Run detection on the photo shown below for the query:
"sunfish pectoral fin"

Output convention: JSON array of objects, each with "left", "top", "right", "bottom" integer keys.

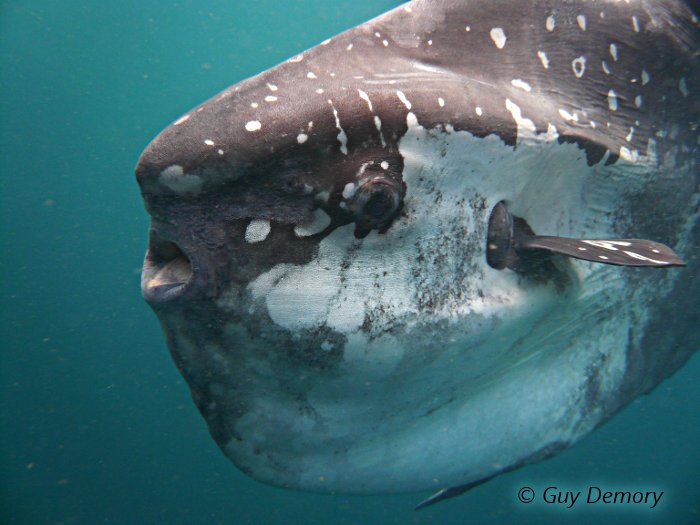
[
  {"left": 486, "top": 202, "right": 686, "bottom": 270},
  {"left": 517, "top": 236, "right": 686, "bottom": 267}
]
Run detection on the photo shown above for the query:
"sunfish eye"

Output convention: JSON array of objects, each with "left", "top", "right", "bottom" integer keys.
[{"left": 351, "top": 176, "right": 403, "bottom": 230}]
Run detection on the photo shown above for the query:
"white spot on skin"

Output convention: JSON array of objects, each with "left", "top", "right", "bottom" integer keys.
[
  {"left": 358, "top": 90, "right": 373, "bottom": 112},
  {"left": 288, "top": 54, "right": 304, "bottom": 63},
  {"left": 204, "top": 139, "right": 214, "bottom": 146},
  {"left": 619, "top": 146, "right": 639, "bottom": 162},
  {"left": 511, "top": 79, "right": 532, "bottom": 92},
  {"left": 374, "top": 116, "right": 386, "bottom": 148},
  {"left": 609, "top": 43, "right": 618, "bottom": 61},
  {"left": 641, "top": 70, "right": 650, "bottom": 85},
  {"left": 159, "top": 165, "right": 202, "bottom": 195},
  {"left": 321, "top": 38, "right": 331, "bottom": 46},
  {"left": 428, "top": 40, "right": 433, "bottom": 46},
  {"left": 342, "top": 183, "right": 356, "bottom": 199},
  {"left": 572, "top": 56, "right": 586, "bottom": 78},
  {"left": 267, "top": 83, "right": 278, "bottom": 91},
  {"left": 383, "top": 40, "right": 389, "bottom": 47},
  {"left": 173, "top": 114, "right": 190, "bottom": 126},
  {"left": 380, "top": 161, "right": 389, "bottom": 170},
  {"left": 558, "top": 108, "right": 579, "bottom": 122},
  {"left": 505, "top": 99, "right": 536, "bottom": 134},
  {"left": 328, "top": 100, "right": 348, "bottom": 155},
  {"left": 297, "top": 133, "right": 308, "bottom": 144},
  {"left": 406, "top": 112, "right": 419, "bottom": 128},
  {"left": 396, "top": 91, "right": 412, "bottom": 110},
  {"left": 245, "top": 219, "right": 271, "bottom": 244},
  {"left": 546, "top": 15, "right": 555, "bottom": 31},
  {"left": 316, "top": 88, "right": 324, "bottom": 94},
  {"left": 635, "top": 95, "right": 642, "bottom": 108},
  {"left": 679, "top": 77, "right": 689, "bottom": 97},
  {"left": 347, "top": 43, "right": 353, "bottom": 51},
  {"left": 217, "top": 149, "right": 224, "bottom": 155},
  {"left": 250, "top": 102, "right": 259, "bottom": 108},
  {"left": 490, "top": 28, "right": 506, "bottom": 49},
  {"left": 475, "top": 107, "right": 483, "bottom": 116},
  {"left": 632, "top": 16, "right": 640, "bottom": 32},
  {"left": 245, "top": 120, "right": 262, "bottom": 132},
  {"left": 577, "top": 14, "right": 587, "bottom": 31},
  {"left": 465, "top": 26, "right": 471, "bottom": 32},
  {"left": 307, "top": 72, "right": 317, "bottom": 79},
  {"left": 438, "top": 97, "right": 445, "bottom": 107},
  {"left": 626, "top": 127, "right": 634, "bottom": 142},
  {"left": 294, "top": 209, "right": 332, "bottom": 237},
  {"left": 602, "top": 61, "right": 611, "bottom": 75},
  {"left": 265, "top": 95, "right": 278, "bottom": 102},
  {"left": 537, "top": 51, "right": 549, "bottom": 69},
  {"left": 607, "top": 90, "right": 618, "bottom": 111}
]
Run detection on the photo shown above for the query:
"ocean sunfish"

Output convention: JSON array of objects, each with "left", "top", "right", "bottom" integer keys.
[{"left": 135, "top": 0, "right": 699, "bottom": 508}]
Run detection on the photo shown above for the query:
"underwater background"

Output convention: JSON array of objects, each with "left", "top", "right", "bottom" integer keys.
[{"left": 1, "top": 1, "right": 698, "bottom": 523}]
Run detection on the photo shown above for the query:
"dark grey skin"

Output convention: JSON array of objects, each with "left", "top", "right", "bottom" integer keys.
[{"left": 136, "top": 0, "right": 699, "bottom": 508}]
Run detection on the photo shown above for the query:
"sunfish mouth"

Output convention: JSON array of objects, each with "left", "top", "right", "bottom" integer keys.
[
  {"left": 135, "top": 0, "right": 699, "bottom": 508},
  {"left": 142, "top": 235, "right": 194, "bottom": 302}
]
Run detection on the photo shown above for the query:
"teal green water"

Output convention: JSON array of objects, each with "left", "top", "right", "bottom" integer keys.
[{"left": 1, "top": 2, "right": 698, "bottom": 524}]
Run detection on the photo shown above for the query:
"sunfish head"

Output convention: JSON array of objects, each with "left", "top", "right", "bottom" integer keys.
[{"left": 136, "top": 0, "right": 699, "bottom": 500}]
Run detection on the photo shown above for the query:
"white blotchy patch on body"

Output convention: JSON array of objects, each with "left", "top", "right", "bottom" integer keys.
[
  {"left": 358, "top": 89, "right": 373, "bottom": 112},
  {"left": 505, "top": 98, "right": 536, "bottom": 138},
  {"left": 236, "top": 116, "right": 667, "bottom": 493},
  {"left": 609, "top": 43, "right": 618, "bottom": 61},
  {"left": 577, "top": 14, "right": 587, "bottom": 31},
  {"left": 546, "top": 15, "right": 555, "bottom": 31},
  {"left": 572, "top": 56, "right": 586, "bottom": 78},
  {"left": 245, "top": 120, "right": 262, "bottom": 132},
  {"left": 490, "top": 27, "right": 507, "bottom": 49},
  {"left": 328, "top": 100, "right": 348, "bottom": 155},
  {"left": 245, "top": 219, "right": 271, "bottom": 243},
  {"left": 396, "top": 90, "right": 412, "bottom": 110},
  {"left": 294, "top": 208, "right": 331, "bottom": 238},
  {"left": 511, "top": 79, "right": 532, "bottom": 92},
  {"left": 159, "top": 165, "right": 202, "bottom": 194}
]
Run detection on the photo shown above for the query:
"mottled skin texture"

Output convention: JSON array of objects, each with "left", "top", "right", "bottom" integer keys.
[{"left": 136, "top": 0, "right": 699, "bottom": 501}]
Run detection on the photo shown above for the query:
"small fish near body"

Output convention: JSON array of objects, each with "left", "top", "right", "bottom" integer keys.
[{"left": 135, "top": 0, "right": 699, "bottom": 510}]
